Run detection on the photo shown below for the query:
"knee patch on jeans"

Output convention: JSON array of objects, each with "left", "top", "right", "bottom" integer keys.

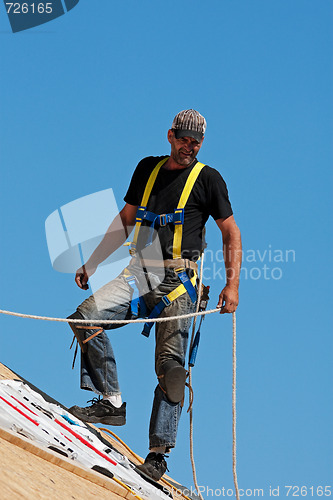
[{"left": 158, "top": 359, "right": 187, "bottom": 404}]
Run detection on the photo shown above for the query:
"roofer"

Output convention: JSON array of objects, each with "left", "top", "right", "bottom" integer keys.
[{"left": 67, "top": 109, "right": 242, "bottom": 481}]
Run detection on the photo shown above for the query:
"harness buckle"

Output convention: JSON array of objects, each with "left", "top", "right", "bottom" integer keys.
[
  {"left": 159, "top": 214, "right": 167, "bottom": 226},
  {"left": 136, "top": 206, "right": 146, "bottom": 223},
  {"left": 162, "top": 296, "right": 171, "bottom": 307},
  {"left": 174, "top": 208, "right": 184, "bottom": 225},
  {"left": 125, "top": 275, "right": 135, "bottom": 285}
]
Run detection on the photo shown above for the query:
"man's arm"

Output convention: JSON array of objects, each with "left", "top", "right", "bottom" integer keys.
[
  {"left": 215, "top": 215, "right": 242, "bottom": 314},
  {"left": 75, "top": 203, "right": 137, "bottom": 289}
]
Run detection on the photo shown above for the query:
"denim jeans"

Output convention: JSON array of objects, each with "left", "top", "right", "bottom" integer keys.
[{"left": 71, "top": 261, "right": 196, "bottom": 449}]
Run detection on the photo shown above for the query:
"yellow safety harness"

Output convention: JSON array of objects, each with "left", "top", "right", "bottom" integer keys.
[{"left": 126, "top": 157, "right": 206, "bottom": 337}]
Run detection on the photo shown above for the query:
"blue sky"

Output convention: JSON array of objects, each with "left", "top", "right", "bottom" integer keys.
[{"left": 0, "top": 0, "right": 332, "bottom": 496}]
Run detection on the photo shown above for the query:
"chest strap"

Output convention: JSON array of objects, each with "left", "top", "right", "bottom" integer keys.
[{"left": 134, "top": 207, "right": 185, "bottom": 247}]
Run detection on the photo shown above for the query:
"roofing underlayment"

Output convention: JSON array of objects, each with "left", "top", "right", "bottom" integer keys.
[{"left": 0, "top": 362, "right": 199, "bottom": 500}]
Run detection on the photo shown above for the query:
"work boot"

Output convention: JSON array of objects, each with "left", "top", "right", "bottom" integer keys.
[
  {"left": 136, "top": 452, "right": 168, "bottom": 481},
  {"left": 68, "top": 397, "right": 126, "bottom": 426}
]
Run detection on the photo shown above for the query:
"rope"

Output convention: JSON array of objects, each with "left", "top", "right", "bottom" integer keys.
[
  {"left": 187, "top": 254, "right": 205, "bottom": 500},
  {"left": 232, "top": 311, "right": 240, "bottom": 500},
  {"left": 0, "top": 307, "right": 220, "bottom": 324},
  {"left": 111, "top": 476, "right": 144, "bottom": 500}
]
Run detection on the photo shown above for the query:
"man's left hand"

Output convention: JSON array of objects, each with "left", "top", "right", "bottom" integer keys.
[{"left": 217, "top": 284, "right": 239, "bottom": 314}]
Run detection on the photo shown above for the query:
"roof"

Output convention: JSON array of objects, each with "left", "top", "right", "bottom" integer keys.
[{"left": 0, "top": 362, "right": 196, "bottom": 500}]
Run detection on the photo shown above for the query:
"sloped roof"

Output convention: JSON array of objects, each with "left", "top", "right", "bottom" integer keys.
[
  {"left": 0, "top": 362, "right": 194, "bottom": 500},
  {"left": 0, "top": 430, "right": 126, "bottom": 499}
]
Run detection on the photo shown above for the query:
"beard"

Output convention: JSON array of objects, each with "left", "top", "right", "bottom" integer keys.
[{"left": 171, "top": 148, "right": 196, "bottom": 167}]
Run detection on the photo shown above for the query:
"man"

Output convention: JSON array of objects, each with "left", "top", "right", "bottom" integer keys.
[{"left": 68, "top": 109, "right": 242, "bottom": 481}]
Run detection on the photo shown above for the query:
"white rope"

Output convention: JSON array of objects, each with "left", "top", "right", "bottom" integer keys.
[
  {"left": 188, "top": 253, "right": 205, "bottom": 500},
  {"left": 0, "top": 307, "right": 220, "bottom": 324},
  {"left": 232, "top": 311, "right": 240, "bottom": 500},
  {"left": 186, "top": 263, "right": 240, "bottom": 500}
]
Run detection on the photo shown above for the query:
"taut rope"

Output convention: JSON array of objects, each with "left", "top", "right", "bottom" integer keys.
[
  {"left": 232, "top": 311, "right": 240, "bottom": 500},
  {"left": 188, "top": 253, "right": 205, "bottom": 500},
  {"left": 0, "top": 307, "right": 220, "bottom": 324}
]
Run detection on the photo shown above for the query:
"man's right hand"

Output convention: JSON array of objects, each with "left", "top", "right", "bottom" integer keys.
[{"left": 75, "top": 264, "right": 95, "bottom": 290}]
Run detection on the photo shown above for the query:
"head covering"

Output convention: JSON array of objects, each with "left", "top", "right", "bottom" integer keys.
[{"left": 171, "top": 109, "right": 206, "bottom": 142}]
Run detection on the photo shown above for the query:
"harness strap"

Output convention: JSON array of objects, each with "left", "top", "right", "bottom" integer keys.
[
  {"left": 136, "top": 209, "right": 184, "bottom": 247},
  {"left": 125, "top": 276, "right": 140, "bottom": 316},
  {"left": 176, "top": 268, "right": 197, "bottom": 303},
  {"left": 138, "top": 210, "right": 184, "bottom": 226},
  {"left": 141, "top": 272, "right": 197, "bottom": 337},
  {"left": 130, "top": 158, "right": 205, "bottom": 259},
  {"left": 130, "top": 157, "right": 168, "bottom": 255},
  {"left": 172, "top": 162, "right": 205, "bottom": 259},
  {"left": 123, "top": 270, "right": 147, "bottom": 318}
]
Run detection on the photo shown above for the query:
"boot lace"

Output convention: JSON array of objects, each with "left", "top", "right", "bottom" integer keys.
[{"left": 86, "top": 396, "right": 102, "bottom": 406}]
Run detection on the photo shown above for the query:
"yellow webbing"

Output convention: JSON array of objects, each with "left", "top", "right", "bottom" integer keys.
[
  {"left": 164, "top": 272, "right": 197, "bottom": 304},
  {"left": 130, "top": 157, "right": 169, "bottom": 254},
  {"left": 172, "top": 162, "right": 205, "bottom": 259}
]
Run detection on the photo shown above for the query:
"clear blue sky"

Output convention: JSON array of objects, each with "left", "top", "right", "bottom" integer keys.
[{"left": 1, "top": 1, "right": 332, "bottom": 497}]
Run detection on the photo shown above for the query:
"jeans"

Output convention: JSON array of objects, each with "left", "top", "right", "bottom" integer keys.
[{"left": 71, "top": 261, "right": 196, "bottom": 449}]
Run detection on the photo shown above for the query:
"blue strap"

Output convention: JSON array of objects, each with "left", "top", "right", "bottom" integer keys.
[
  {"left": 126, "top": 276, "right": 147, "bottom": 318},
  {"left": 139, "top": 296, "right": 147, "bottom": 318},
  {"left": 189, "top": 331, "right": 200, "bottom": 367},
  {"left": 126, "top": 276, "right": 139, "bottom": 316},
  {"left": 142, "top": 296, "right": 171, "bottom": 337},
  {"left": 135, "top": 207, "right": 185, "bottom": 247},
  {"left": 176, "top": 270, "right": 197, "bottom": 303},
  {"left": 189, "top": 322, "right": 202, "bottom": 367},
  {"left": 141, "top": 269, "right": 197, "bottom": 338},
  {"left": 136, "top": 208, "right": 184, "bottom": 226},
  {"left": 135, "top": 206, "right": 147, "bottom": 222}
]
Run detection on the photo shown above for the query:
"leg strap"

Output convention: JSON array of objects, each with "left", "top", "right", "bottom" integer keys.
[
  {"left": 141, "top": 271, "right": 197, "bottom": 337},
  {"left": 175, "top": 268, "right": 197, "bottom": 302},
  {"left": 124, "top": 272, "right": 147, "bottom": 318}
]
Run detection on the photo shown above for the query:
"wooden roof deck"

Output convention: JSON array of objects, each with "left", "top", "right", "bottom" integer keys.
[{"left": 0, "top": 362, "right": 185, "bottom": 500}]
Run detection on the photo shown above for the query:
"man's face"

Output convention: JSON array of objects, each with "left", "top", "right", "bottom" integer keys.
[{"left": 167, "top": 129, "right": 204, "bottom": 167}]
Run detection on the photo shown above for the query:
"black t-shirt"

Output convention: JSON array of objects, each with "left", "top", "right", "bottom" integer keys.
[{"left": 124, "top": 156, "right": 233, "bottom": 261}]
